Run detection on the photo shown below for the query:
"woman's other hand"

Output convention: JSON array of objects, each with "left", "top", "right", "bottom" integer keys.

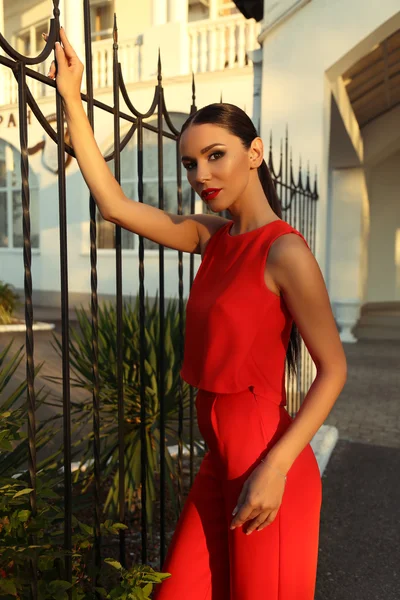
[
  {"left": 230, "top": 460, "right": 287, "bottom": 534},
  {"left": 42, "top": 27, "right": 84, "bottom": 103}
]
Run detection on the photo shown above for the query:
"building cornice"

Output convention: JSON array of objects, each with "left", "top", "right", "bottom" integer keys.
[{"left": 257, "top": 0, "right": 312, "bottom": 45}]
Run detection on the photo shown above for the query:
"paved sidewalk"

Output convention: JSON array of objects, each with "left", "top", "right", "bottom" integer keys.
[{"left": 324, "top": 339, "right": 400, "bottom": 448}]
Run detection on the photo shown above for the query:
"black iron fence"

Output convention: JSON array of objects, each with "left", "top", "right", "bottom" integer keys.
[{"left": 0, "top": 0, "right": 318, "bottom": 595}]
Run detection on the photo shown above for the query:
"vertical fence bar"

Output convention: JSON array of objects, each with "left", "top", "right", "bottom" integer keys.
[
  {"left": 173, "top": 134, "right": 184, "bottom": 566},
  {"left": 82, "top": 0, "right": 102, "bottom": 584},
  {"left": 17, "top": 58, "right": 38, "bottom": 600},
  {"left": 188, "top": 74, "right": 197, "bottom": 486},
  {"left": 137, "top": 115, "right": 148, "bottom": 564},
  {"left": 112, "top": 13, "right": 127, "bottom": 568},
  {"left": 52, "top": 0, "right": 73, "bottom": 587},
  {"left": 157, "top": 54, "right": 168, "bottom": 564}
]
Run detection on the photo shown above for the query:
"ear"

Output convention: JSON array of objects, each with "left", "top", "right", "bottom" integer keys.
[{"left": 249, "top": 137, "right": 264, "bottom": 169}]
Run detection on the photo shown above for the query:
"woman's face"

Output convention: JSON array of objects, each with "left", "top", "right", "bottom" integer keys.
[{"left": 179, "top": 123, "right": 254, "bottom": 211}]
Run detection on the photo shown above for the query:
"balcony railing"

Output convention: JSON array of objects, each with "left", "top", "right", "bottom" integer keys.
[
  {"left": 188, "top": 14, "right": 261, "bottom": 72},
  {"left": 0, "top": 15, "right": 260, "bottom": 105}
]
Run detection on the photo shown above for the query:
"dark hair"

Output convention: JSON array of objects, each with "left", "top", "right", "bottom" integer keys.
[{"left": 179, "top": 102, "right": 300, "bottom": 380}]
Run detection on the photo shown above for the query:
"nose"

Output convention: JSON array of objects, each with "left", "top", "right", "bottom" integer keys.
[{"left": 194, "top": 165, "right": 211, "bottom": 185}]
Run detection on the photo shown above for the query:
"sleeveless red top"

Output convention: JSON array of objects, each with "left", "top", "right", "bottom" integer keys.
[{"left": 180, "top": 219, "right": 310, "bottom": 406}]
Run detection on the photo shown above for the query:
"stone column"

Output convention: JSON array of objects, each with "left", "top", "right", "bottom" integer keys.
[
  {"left": 248, "top": 48, "right": 262, "bottom": 134},
  {"left": 169, "top": 0, "right": 188, "bottom": 23},
  {"left": 152, "top": 0, "right": 168, "bottom": 26},
  {"left": 144, "top": 0, "right": 189, "bottom": 77},
  {"left": 209, "top": 0, "right": 219, "bottom": 20},
  {"left": 58, "top": 0, "right": 84, "bottom": 60},
  {"left": 329, "top": 167, "right": 368, "bottom": 342},
  {"left": 0, "top": 0, "right": 5, "bottom": 105},
  {"left": 0, "top": 0, "right": 3, "bottom": 49}
]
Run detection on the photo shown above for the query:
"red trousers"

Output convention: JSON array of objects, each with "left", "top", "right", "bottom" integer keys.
[{"left": 154, "top": 386, "right": 322, "bottom": 599}]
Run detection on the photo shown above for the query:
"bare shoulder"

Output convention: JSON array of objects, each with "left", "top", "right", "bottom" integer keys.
[
  {"left": 268, "top": 231, "right": 310, "bottom": 259},
  {"left": 266, "top": 232, "right": 313, "bottom": 296},
  {"left": 190, "top": 214, "right": 231, "bottom": 258}
]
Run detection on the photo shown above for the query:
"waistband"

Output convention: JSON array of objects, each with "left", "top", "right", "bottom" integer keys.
[{"left": 196, "top": 385, "right": 286, "bottom": 406}]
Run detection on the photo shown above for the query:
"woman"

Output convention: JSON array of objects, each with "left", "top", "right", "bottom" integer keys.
[{"left": 45, "top": 28, "right": 347, "bottom": 599}]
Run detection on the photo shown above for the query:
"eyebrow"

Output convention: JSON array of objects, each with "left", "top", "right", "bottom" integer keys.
[{"left": 181, "top": 143, "right": 226, "bottom": 162}]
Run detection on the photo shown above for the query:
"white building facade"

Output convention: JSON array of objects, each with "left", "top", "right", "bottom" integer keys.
[{"left": 0, "top": 0, "right": 262, "bottom": 309}]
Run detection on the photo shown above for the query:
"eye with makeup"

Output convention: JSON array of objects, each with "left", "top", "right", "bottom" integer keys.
[{"left": 183, "top": 151, "right": 225, "bottom": 171}]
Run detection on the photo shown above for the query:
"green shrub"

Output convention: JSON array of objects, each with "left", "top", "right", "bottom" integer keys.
[
  {"left": 0, "top": 341, "right": 171, "bottom": 599},
  {"left": 0, "top": 282, "right": 20, "bottom": 325}
]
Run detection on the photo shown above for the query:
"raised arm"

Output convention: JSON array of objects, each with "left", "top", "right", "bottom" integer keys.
[{"left": 44, "top": 28, "right": 226, "bottom": 254}]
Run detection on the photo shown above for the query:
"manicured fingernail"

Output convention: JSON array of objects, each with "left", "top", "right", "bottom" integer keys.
[
  {"left": 246, "top": 531, "right": 252, "bottom": 535},
  {"left": 232, "top": 506, "right": 238, "bottom": 516}
]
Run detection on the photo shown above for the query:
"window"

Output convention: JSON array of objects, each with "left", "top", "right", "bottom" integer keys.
[
  {"left": 91, "top": 0, "right": 114, "bottom": 41},
  {"left": 218, "top": 0, "right": 240, "bottom": 17},
  {"left": 97, "top": 113, "right": 198, "bottom": 251},
  {"left": 16, "top": 21, "right": 49, "bottom": 57},
  {"left": 16, "top": 31, "right": 31, "bottom": 55},
  {"left": 0, "top": 140, "right": 39, "bottom": 249},
  {"left": 15, "top": 21, "right": 52, "bottom": 96},
  {"left": 189, "top": 0, "right": 240, "bottom": 21}
]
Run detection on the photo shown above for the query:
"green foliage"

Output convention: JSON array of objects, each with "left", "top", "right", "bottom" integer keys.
[
  {"left": 0, "top": 340, "right": 62, "bottom": 480},
  {"left": 0, "top": 281, "right": 20, "bottom": 325},
  {"left": 104, "top": 560, "right": 171, "bottom": 599},
  {"left": 44, "top": 293, "right": 194, "bottom": 531},
  {"left": 0, "top": 343, "right": 171, "bottom": 598},
  {"left": 0, "top": 479, "right": 170, "bottom": 599}
]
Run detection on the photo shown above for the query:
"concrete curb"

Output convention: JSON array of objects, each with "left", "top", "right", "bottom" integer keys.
[
  {"left": 310, "top": 424, "right": 339, "bottom": 476},
  {"left": 0, "top": 321, "right": 56, "bottom": 332}
]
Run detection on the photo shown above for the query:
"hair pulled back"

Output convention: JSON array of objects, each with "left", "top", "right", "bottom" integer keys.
[{"left": 179, "top": 102, "right": 300, "bottom": 380}]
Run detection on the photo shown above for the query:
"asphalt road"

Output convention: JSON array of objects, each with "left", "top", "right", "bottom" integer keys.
[{"left": 315, "top": 439, "right": 400, "bottom": 600}]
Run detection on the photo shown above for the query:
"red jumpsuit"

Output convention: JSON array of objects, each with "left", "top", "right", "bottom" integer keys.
[{"left": 154, "top": 219, "right": 322, "bottom": 600}]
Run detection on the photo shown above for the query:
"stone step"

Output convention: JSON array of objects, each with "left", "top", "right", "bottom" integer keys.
[
  {"left": 357, "top": 314, "right": 400, "bottom": 327},
  {"left": 353, "top": 323, "right": 400, "bottom": 340}
]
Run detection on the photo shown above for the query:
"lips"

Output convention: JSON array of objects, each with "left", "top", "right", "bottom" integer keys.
[{"left": 201, "top": 188, "right": 222, "bottom": 201}]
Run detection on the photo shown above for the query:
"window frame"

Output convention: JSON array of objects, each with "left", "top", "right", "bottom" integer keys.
[{"left": 0, "top": 140, "right": 40, "bottom": 252}]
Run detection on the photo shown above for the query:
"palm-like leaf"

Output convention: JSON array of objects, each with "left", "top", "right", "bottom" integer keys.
[
  {"left": 43, "top": 293, "right": 196, "bottom": 529},
  {"left": 0, "top": 340, "right": 65, "bottom": 483}
]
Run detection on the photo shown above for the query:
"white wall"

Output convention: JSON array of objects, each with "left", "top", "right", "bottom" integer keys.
[
  {"left": 259, "top": 0, "right": 400, "bottom": 280},
  {"left": 366, "top": 150, "right": 400, "bottom": 302}
]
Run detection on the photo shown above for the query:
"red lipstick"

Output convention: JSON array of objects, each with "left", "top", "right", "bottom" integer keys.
[{"left": 201, "top": 188, "right": 222, "bottom": 201}]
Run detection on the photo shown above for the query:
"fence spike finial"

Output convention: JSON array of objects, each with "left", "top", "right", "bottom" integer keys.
[
  {"left": 113, "top": 13, "right": 118, "bottom": 45},
  {"left": 192, "top": 72, "right": 196, "bottom": 104},
  {"left": 157, "top": 47, "right": 162, "bottom": 84},
  {"left": 314, "top": 168, "right": 318, "bottom": 195}
]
